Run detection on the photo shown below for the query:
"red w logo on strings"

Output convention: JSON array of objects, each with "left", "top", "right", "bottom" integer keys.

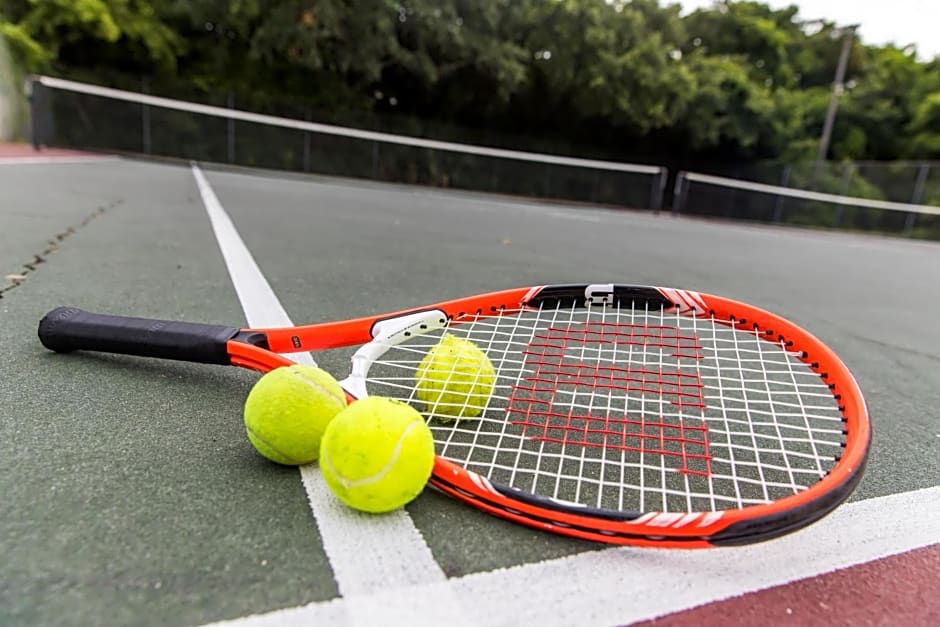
[{"left": 508, "top": 322, "right": 712, "bottom": 477}]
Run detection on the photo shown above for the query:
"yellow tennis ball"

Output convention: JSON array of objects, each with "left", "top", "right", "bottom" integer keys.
[
  {"left": 415, "top": 333, "right": 496, "bottom": 419},
  {"left": 319, "top": 396, "right": 435, "bottom": 513},
  {"left": 244, "top": 364, "right": 348, "bottom": 465}
]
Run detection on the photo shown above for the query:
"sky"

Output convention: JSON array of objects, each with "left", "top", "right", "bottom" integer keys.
[{"left": 677, "top": 0, "right": 940, "bottom": 60}]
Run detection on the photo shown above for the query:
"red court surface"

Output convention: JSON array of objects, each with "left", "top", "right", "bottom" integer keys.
[
  {"left": 0, "top": 142, "right": 102, "bottom": 159},
  {"left": 643, "top": 544, "right": 940, "bottom": 626}
]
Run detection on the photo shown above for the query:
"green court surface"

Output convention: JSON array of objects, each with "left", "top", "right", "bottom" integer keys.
[{"left": 1, "top": 159, "right": 938, "bottom": 626}]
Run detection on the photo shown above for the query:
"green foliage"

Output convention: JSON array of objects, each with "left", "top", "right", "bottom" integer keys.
[
  {"left": 20, "top": 0, "right": 123, "bottom": 45},
  {"left": 908, "top": 92, "right": 940, "bottom": 159},
  {"left": 3, "top": 0, "right": 182, "bottom": 74},
  {"left": 0, "top": 20, "right": 32, "bottom": 140},
  {"left": 508, "top": 0, "right": 693, "bottom": 133},
  {"left": 4, "top": 0, "right": 939, "bottom": 173},
  {"left": 0, "top": 19, "right": 51, "bottom": 69},
  {"left": 834, "top": 45, "right": 929, "bottom": 161},
  {"left": 682, "top": 0, "right": 803, "bottom": 87},
  {"left": 680, "top": 53, "right": 778, "bottom": 153}
]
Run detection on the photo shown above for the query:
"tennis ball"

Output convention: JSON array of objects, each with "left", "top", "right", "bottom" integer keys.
[
  {"left": 244, "top": 364, "right": 348, "bottom": 466},
  {"left": 319, "top": 396, "right": 435, "bottom": 513},
  {"left": 415, "top": 333, "right": 496, "bottom": 419}
]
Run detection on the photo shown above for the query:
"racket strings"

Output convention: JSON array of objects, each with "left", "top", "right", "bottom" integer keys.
[
  {"left": 362, "top": 302, "right": 846, "bottom": 513},
  {"left": 507, "top": 312, "right": 711, "bottom": 481}
]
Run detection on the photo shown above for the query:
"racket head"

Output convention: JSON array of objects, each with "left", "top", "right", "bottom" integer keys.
[
  {"left": 37, "top": 284, "right": 870, "bottom": 547},
  {"left": 254, "top": 283, "right": 869, "bottom": 547}
]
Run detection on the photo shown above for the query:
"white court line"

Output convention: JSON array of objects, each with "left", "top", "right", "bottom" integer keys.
[
  {"left": 0, "top": 155, "right": 119, "bottom": 165},
  {"left": 204, "top": 486, "right": 940, "bottom": 627},
  {"left": 189, "top": 163, "right": 470, "bottom": 624},
  {"left": 184, "top": 166, "right": 609, "bottom": 224}
]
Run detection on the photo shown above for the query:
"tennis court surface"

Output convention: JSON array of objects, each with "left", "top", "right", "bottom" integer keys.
[{"left": 1, "top": 151, "right": 938, "bottom": 626}]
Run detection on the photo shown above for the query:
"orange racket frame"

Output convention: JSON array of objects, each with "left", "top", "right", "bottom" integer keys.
[{"left": 39, "top": 283, "right": 870, "bottom": 547}]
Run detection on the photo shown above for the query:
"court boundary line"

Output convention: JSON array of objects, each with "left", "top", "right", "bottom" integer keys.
[
  {"left": 189, "top": 163, "right": 471, "bottom": 625},
  {"left": 202, "top": 486, "right": 940, "bottom": 627},
  {"left": 0, "top": 156, "right": 119, "bottom": 165}
]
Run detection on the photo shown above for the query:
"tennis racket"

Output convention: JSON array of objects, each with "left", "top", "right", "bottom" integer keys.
[{"left": 38, "top": 283, "right": 870, "bottom": 548}]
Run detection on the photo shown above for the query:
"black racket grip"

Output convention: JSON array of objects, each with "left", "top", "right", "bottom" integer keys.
[{"left": 38, "top": 307, "right": 241, "bottom": 365}]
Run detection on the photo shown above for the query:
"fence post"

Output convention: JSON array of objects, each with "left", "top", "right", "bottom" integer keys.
[
  {"left": 650, "top": 168, "right": 667, "bottom": 213},
  {"left": 832, "top": 163, "right": 855, "bottom": 227},
  {"left": 840, "top": 162, "right": 856, "bottom": 194},
  {"left": 303, "top": 107, "right": 312, "bottom": 172},
  {"left": 372, "top": 141, "right": 380, "bottom": 180},
  {"left": 911, "top": 163, "right": 929, "bottom": 205},
  {"left": 227, "top": 92, "right": 235, "bottom": 163},
  {"left": 671, "top": 172, "right": 688, "bottom": 216},
  {"left": 590, "top": 169, "right": 600, "bottom": 204},
  {"left": 26, "top": 76, "right": 38, "bottom": 150},
  {"left": 26, "top": 76, "right": 48, "bottom": 150},
  {"left": 772, "top": 165, "right": 792, "bottom": 223},
  {"left": 902, "top": 163, "right": 930, "bottom": 237},
  {"left": 902, "top": 212, "right": 917, "bottom": 237},
  {"left": 141, "top": 77, "right": 152, "bottom": 155}
]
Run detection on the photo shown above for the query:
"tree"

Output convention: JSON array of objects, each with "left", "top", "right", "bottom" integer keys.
[
  {"left": 502, "top": 0, "right": 693, "bottom": 145},
  {"left": 836, "top": 45, "right": 934, "bottom": 161},
  {"left": 678, "top": 52, "right": 780, "bottom": 156},
  {"left": 2, "top": 0, "right": 182, "bottom": 74},
  {"left": 682, "top": 0, "right": 803, "bottom": 88},
  {"left": 0, "top": 19, "right": 50, "bottom": 69},
  {"left": 3, "top": 0, "right": 939, "bottom": 167},
  {"left": 908, "top": 91, "right": 940, "bottom": 158}
]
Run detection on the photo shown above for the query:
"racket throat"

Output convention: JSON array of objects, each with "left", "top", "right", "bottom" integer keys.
[
  {"left": 232, "top": 330, "right": 271, "bottom": 350},
  {"left": 341, "top": 309, "right": 447, "bottom": 399}
]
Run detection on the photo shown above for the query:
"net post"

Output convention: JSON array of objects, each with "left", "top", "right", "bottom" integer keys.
[
  {"left": 26, "top": 75, "right": 45, "bottom": 150},
  {"left": 671, "top": 171, "right": 688, "bottom": 216},
  {"left": 226, "top": 92, "right": 235, "bottom": 163},
  {"left": 650, "top": 168, "right": 667, "bottom": 213},
  {"left": 141, "top": 77, "right": 152, "bottom": 155}
]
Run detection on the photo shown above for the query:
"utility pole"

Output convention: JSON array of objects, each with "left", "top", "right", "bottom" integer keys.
[{"left": 816, "top": 24, "right": 859, "bottom": 168}]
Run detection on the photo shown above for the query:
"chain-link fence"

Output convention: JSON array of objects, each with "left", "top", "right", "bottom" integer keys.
[{"left": 716, "top": 160, "right": 940, "bottom": 208}]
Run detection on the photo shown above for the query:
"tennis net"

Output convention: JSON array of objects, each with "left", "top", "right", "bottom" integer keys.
[
  {"left": 28, "top": 75, "right": 667, "bottom": 210},
  {"left": 672, "top": 171, "right": 940, "bottom": 239}
]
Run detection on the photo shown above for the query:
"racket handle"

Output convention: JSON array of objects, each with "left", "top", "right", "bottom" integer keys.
[{"left": 38, "top": 307, "right": 241, "bottom": 365}]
